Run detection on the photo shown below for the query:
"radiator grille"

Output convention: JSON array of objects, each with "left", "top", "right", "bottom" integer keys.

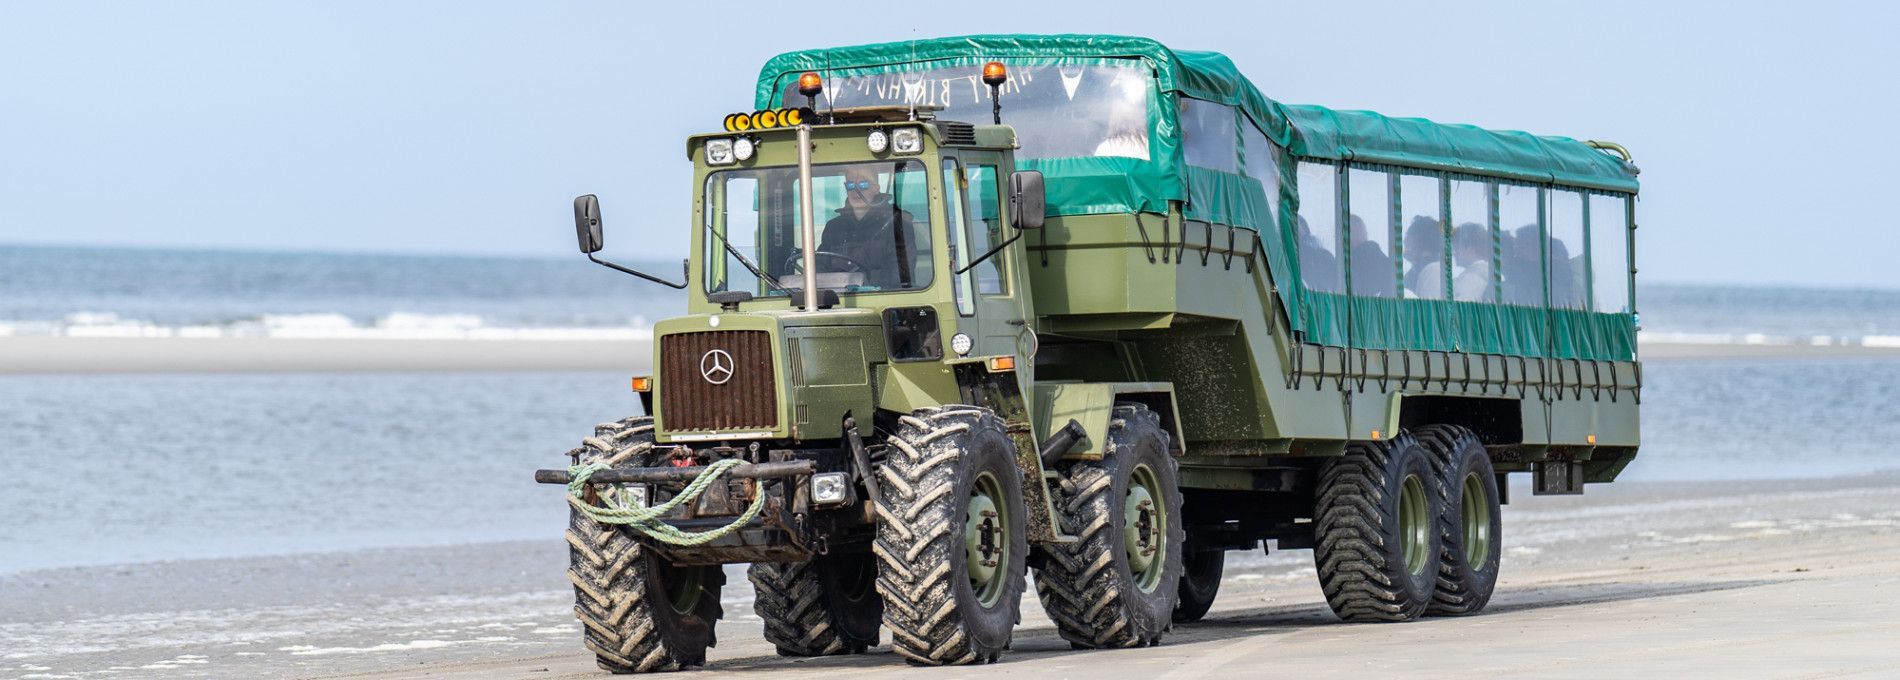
[{"left": 659, "top": 330, "right": 778, "bottom": 432}]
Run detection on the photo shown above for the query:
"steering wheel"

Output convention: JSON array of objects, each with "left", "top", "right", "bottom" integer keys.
[{"left": 782, "top": 250, "right": 868, "bottom": 275}]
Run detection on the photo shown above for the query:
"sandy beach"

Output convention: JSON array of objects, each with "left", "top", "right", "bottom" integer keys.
[{"left": 5, "top": 475, "right": 1898, "bottom": 679}]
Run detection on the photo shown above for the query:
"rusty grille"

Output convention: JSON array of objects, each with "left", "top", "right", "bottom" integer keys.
[{"left": 659, "top": 330, "right": 778, "bottom": 432}]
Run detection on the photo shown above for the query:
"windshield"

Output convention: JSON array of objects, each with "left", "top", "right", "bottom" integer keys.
[
  {"left": 782, "top": 62, "right": 1153, "bottom": 161},
  {"left": 704, "top": 159, "right": 934, "bottom": 297}
]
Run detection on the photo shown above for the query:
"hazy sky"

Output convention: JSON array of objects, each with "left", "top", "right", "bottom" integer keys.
[{"left": 3, "top": 1, "right": 1896, "bottom": 288}]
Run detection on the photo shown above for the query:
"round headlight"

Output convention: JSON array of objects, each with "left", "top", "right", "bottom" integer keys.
[
  {"left": 866, "top": 129, "right": 889, "bottom": 154},
  {"left": 733, "top": 137, "right": 755, "bottom": 161},
  {"left": 950, "top": 332, "right": 973, "bottom": 356},
  {"left": 704, "top": 138, "right": 735, "bottom": 165},
  {"left": 892, "top": 127, "right": 923, "bottom": 154}
]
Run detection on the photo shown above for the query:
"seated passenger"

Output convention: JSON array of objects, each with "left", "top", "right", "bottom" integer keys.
[
  {"left": 818, "top": 167, "right": 914, "bottom": 288},
  {"left": 1347, "top": 214, "right": 1395, "bottom": 297},
  {"left": 1402, "top": 216, "right": 1445, "bottom": 299},
  {"left": 1501, "top": 224, "right": 1542, "bottom": 305},
  {"left": 1547, "top": 238, "right": 1584, "bottom": 308},
  {"left": 1451, "top": 222, "right": 1494, "bottom": 301},
  {"left": 1094, "top": 106, "right": 1150, "bottom": 159},
  {"left": 1296, "top": 216, "right": 1342, "bottom": 292}
]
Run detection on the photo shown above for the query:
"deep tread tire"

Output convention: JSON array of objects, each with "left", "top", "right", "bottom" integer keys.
[
  {"left": 1173, "top": 548, "right": 1223, "bottom": 624},
  {"left": 565, "top": 417, "right": 726, "bottom": 673},
  {"left": 1313, "top": 433, "right": 1442, "bottom": 622},
  {"left": 1035, "top": 402, "right": 1184, "bottom": 648},
  {"left": 873, "top": 406, "right": 1027, "bottom": 666},
  {"left": 1415, "top": 425, "right": 1502, "bottom": 616},
  {"left": 748, "top": 552, "right": 882, "bottom": 656}
]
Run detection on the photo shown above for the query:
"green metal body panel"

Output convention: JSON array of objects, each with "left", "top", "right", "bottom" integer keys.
[{"left": 1031, "top": 382, "right": 1185, "bottom": 459}]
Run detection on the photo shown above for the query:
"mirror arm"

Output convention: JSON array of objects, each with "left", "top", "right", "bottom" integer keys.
[
  {"left": 587, "top": 254, "right": 688, "bottom": 289},
  {"left": 956, "top": 229, "right": 1024, "bottom": 276}
]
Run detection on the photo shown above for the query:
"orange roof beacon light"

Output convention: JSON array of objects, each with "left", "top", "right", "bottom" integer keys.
[
  {"left": 797, "top": 71, "right": 823, "bottom": 111},
  {"left": 982, "top": 61, "right": 1007, "bottom": 124}
]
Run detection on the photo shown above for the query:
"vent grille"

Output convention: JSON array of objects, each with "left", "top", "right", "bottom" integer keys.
[
  {"left": 937, "top": 121, "right": 977, "bottom": 146},
  {"left": 659, "top": 330, "right": 778, "bottom": 432}
]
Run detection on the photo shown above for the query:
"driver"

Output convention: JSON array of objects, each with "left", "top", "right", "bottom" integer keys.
[{"left": 816, "top": 166, "right": 913, "bottom": 288}]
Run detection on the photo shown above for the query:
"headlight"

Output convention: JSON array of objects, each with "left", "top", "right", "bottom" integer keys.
[
  {"left": 892, "top": 127, "right": 923, "bottom": 154},
  {"left": 950, "top": 332, "right": 973, "bottom": 356},
  {"left": 732, "top": 137, "right": 755, "bottom": 161},
  {"left": 811, "top": 472, "right": 850, "bottom": 505},
  {"left": 866, "top": 129, "right": 889, "bottom": 154},
  {"left": 704, "top": 138, "right": 736, "bottom": 165}
]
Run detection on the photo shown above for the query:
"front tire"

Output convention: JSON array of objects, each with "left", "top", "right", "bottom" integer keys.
[
  {"left": 1035, "top": 402, "right": 1184, "bottom": 647},
  {"left": 873, "top": 406, "right": 1027, "bottom": 665},
  {"left": 1416, "top": 425, "right": 1502, "bottom": 616},
  {"left": 1313, "top": 433, "right": 1441, "bottom": 622},
  {"left": 565, "top": 417, "right": 726, "bottom": 673},
  {"left": 748, "top": 553, "right": 882, "bottom": 656}
]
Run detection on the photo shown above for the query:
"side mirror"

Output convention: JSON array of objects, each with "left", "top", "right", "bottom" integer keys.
[
  {"left": 574, "top": 194, "right": 604, "bottom": 254},
  {"left": 1009, "top": 171, "right": 1045, "bottom": 230}
]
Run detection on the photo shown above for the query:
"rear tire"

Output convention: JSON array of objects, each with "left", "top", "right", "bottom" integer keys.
[
  {"left": 748, "top": 553, "right": 882, "bottom": 656},
  {"left": 873, "top": 406, "right": 1027, "bottom": 665},
  {"left": 1173, "top": 548, "right": 1223, "bottom": 623},
  {"left": 1416, "top": 425, "right": 1502, "bottom": 616},
  {"left": 1313, "top": 433, "right": 1441, "bottom": 622},
  {"left": 1035, "top": 402, "right": 1184, "bottom": 648},
  {"left": 565, "top": 417, "right": 726, "bottom": 673}
]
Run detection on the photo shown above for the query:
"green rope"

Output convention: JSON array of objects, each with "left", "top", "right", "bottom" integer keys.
[{"left": 567, "top": 457, "right": 768, "bottom": 547}]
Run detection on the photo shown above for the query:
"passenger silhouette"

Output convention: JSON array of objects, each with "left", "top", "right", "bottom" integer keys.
[
  {"left": 1347, "top": 214, "right": 1395, "bottom": 297},
  {"left": 1402, "top": 215, "right": 1445, "bottom": 299}
]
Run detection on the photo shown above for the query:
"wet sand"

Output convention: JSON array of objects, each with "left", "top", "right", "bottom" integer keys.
[
  {"left": 6, "top": 475, "right": 1898, "bottom": 679},
  {"left": 5, "top": 336, "right": 1899, "bottom": 375}
]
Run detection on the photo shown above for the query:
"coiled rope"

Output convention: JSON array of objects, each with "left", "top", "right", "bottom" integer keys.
[{"left": 566, "top": 457, "right": 767, "bottom": 546}]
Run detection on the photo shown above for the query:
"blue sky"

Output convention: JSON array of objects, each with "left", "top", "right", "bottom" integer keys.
[{"left": 2, "top": 1, "right": 1895, "bottom": 288}]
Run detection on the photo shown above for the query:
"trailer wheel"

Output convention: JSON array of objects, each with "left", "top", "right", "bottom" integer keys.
[
  {"left": 1313, "top": 433, "right": 1441, "bottom": 622},
  {"left": 565, "top": 417, "right": 726, "bottom": 673},
  {"left": 1415, "top": 425, "right": 1502, "bottom": 616},
  {"left": 1173, "top": 548, "right": 1223, "bottom": 623},
  {"left": 873, "top": 405, "right": 1026, "bottom": 665},
  {"left": 1035, "top": 402, "right": 1184, "bottom": 647},
  {"left": 748, "top": 552, "right": 882, "bottom": 656}
]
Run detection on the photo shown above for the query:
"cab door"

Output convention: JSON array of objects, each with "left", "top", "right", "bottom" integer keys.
[{"left": 940, "top": 153, "right": 1034, "bottom": 370}]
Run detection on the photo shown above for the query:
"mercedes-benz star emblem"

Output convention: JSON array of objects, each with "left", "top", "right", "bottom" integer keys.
[{"left": 699, "top": 349, "right": 735, "bottom": 385}]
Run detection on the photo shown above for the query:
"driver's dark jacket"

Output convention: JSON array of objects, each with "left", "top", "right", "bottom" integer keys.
[{"left": 817, "top": 195, "right": 914, "bottom": 288}]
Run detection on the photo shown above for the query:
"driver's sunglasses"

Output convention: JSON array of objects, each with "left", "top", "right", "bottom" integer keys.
[{"left": 846, "top": 180, "right": 874, "bottom": 191}]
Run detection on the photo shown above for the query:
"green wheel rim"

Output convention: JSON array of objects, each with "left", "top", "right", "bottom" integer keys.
[
  {"left": 1398, "top": 474, "right": 1431, "bottom": 577},
  {"left": 1124, "top": 463, "right": 1167, "bottom": 593},
  {"left": 1461, "top": 471, "right": 1493, "bottom": 566},
  {"left": 965, "top": 471, "right": 1010, "bottom": 607},
  {"left": 659, "top": 562, "right": 705, "bottom": 615}
]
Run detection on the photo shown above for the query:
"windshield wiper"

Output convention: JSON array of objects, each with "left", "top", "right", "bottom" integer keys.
[{"left": 706, "top": 226, "right": 793, "bottom": 296}]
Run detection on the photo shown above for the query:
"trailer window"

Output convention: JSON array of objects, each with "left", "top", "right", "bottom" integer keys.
[
  {"left": 1346, "top": 167, "right": 1395, "bottom": 298},
  {"left": 1296, "top": 162, "right": 1342, "bottom": 293},
  {"left": 1449, "top": 179, "right": 1496, "bottom": 302},
  {"left": 793, "top": 62, "right": 1154, "bottom": 161},
  {"left": 1240, "top": 120, "right": 1282, "bottom": 234},
  {"left": 1547, "top": 189, "right": 1587, "bottom": 309},
  {"left": 1498, "top": 183, "right": 1542, "bottom": 306},
  {"left": 1400, "top": 173, "right": 1445, "bottom": 300},
  {"left": 1590, "top": 193, "right": 1631, "bottom": 313},
  {"left": 1181, "top": 98, "right": 1238, "bottom": 172}
]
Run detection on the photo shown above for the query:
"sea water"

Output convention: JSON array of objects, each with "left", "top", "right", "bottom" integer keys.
[{"left": 3, "top": 245, "right": 1898, "bottom": 572}]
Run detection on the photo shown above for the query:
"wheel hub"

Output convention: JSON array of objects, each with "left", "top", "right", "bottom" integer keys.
[
  {"left": 1124, "top": 463, "right": 1168, "bottom": 593},
  {"left": 1462, "top": 471, "right": 1493, "bottom": 565},
  {"left": 1399, "top": 474, "right": 1430, "bottom": 577},
  {"left": 965, "top": 479, "right": 1004, "bottom": 601}
]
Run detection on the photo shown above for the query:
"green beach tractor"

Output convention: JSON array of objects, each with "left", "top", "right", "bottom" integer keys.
[{"left": 538, "top": 35, "right": 1643, "bottom": 673}]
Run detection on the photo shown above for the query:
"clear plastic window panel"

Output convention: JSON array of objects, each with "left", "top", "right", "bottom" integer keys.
[
  {"left": 1497, "top": 183, "right": 1542, "bottom": 306},
  {"left": 794, "top": 62, "right": 1154, "bottom": 160},
  {"left": 1399, "top": 173, "right": 1446, "bottom": 300},
  {"left": 1449, "top": 179, "right": 1496, "bottom": 302},
  {"left": 1346, "top": 168, "right": 1395, "bottom": 298},
  {"left": 1590, "top": 193, "right": 1632, "bottom": 313},
  {"left": 1296, "top": 162, "right": 1343, "bottom": 293},
  {"left": 1240, "top": 121, "right": 1281, "bottom": 233},
  {"left": 1179, "top": 98, "right": 1239, "bottom": 172},
  {"left": 965, "top": 163, "right": 1006, "bottom": 295},
  {"left": 940, "top": 159, "right": 973, "bottom": 315},
  {"left": 1546, "top": 189, "right": 1588, "bottom": 309}
]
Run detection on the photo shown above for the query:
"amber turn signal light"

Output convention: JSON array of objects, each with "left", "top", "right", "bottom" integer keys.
[
  {"left": 631, "top": 376, "right": 651, "bottom": 392},
  {"left": 986, "top": 356, "right": 1016, "bottom": 372}
]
